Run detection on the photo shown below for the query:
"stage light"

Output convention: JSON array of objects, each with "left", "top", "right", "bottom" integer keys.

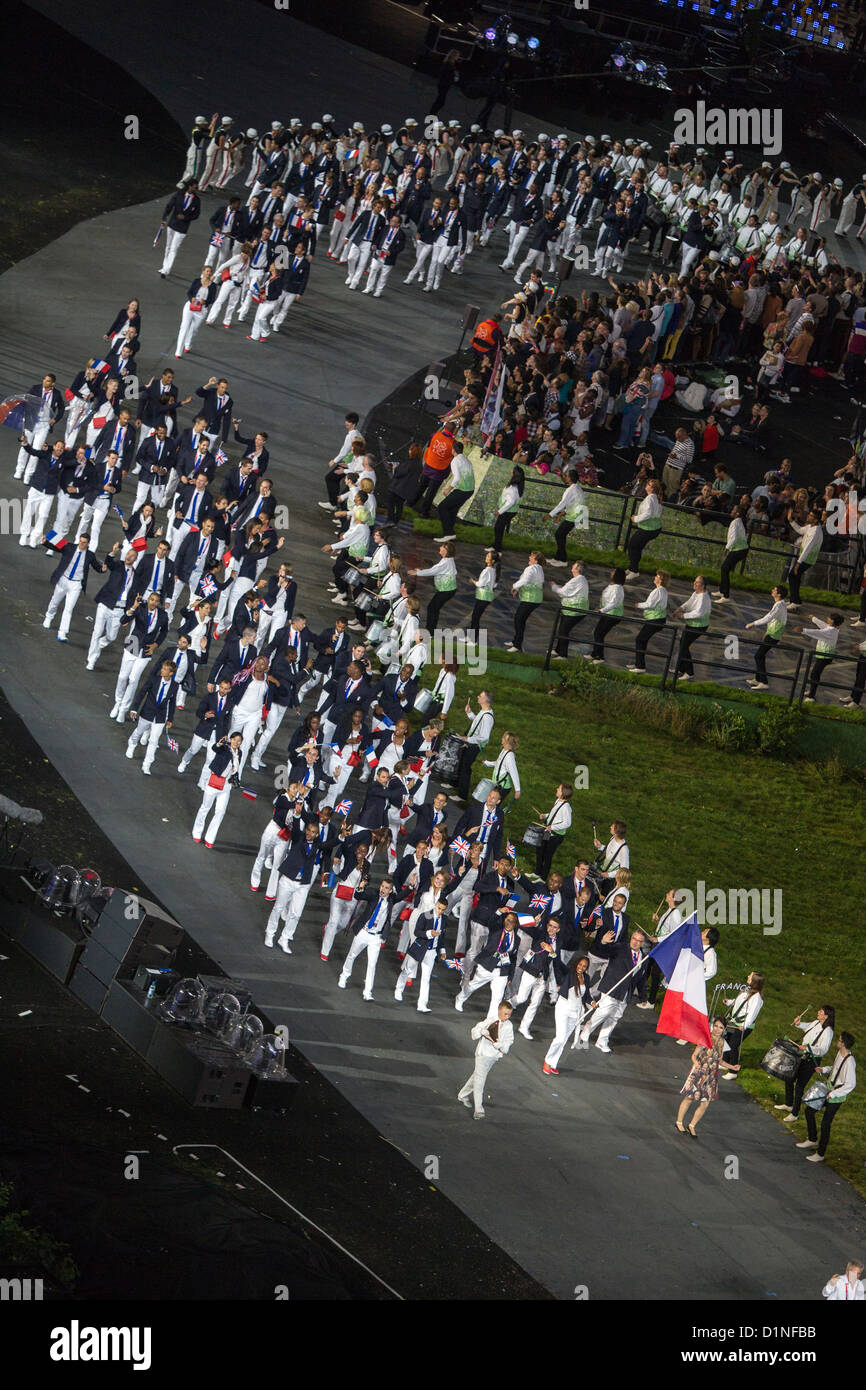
[
  {"left": 656, "top": 63, "right": 668, "bottom": 78},
  {"left": 634, "top": 58, "right": 648, "bottom": 72},
  {"left": 613, "top": 53, "right": 626, "bottom": 67},
  {"left": 506, "top": 31, "right": 519, "bottom": 45},
  {"left": 527, "top": 36, "right": 540, "bottom": 50},
  {"left": 484, "top": 27, "right": 497, "bottom": 40}
]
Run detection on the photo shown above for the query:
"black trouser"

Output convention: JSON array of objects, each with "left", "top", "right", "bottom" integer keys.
[
  {"left": 591, "top": 614, "right": 620, "bottom": 660},
  {"left": 754, "top": 635, "right": 778, "bottom": 684},
  {"left": 513, "top": 600, "right": 539, "bottom": 651},
  {"left": 720, "top": 548, "right": 747, "bottom": 598},
  {"left": 788, "top": 561, "right": 811, "bottom": 605},
  {"left": 554, "top": 520, "right": 573, "bottom": 562},
  {"left": 645, "top": 217, "right": 668, "bottom": 254},
  {"left": 555, "top": 611, "right": 589, "bottom": 658},
  {"left": 466, "top": 599, "right": 490, "bottom": 640},
  {"left": 724, "top": 1025, "right": 753, "bottom": 1066},
  {"left": 534, "top": 832, "right": 562, "bottom": 880},
  {"left": 426, "top": 588, "right": 455, "bottom": 631},
  {"left": 850, "top": 654, "right": 866, "bottom": 704},
  {"left": 493, "top": 512, "right": 514, "bottom": 550},
  {"left": 806, "top": 1099, "right": 843, "bottom": 1155},
  {"left": 437, "top": 489, "right": 467, "bottom": 536},
  {"left": 456, "top": 742, "right": 480, "bottom": 799},
  {"left": 808, "top": 655, "right": 832, "bottom": 699},
  {"left": 325, "top": 467, "right": 344, "bottom": 506},
  {"left": 860, "top": 589, "right": 866, "bottom": 622},
  {"left": 677, "top": 626, "right": 704, "bottom": 676},
  {"left": 634, "top": 619, "right": 666, "bottom": 670},
  {"left": 627, "top": 526, "right": 656, "bottom": 573},
  {"left": 333, "top": 554, "right": 358, "bottom": 595},
  {"left": 785, "top": 1056, "right": 816, "bottom": 1116},
  {"left": 416, "top": 471, "right": 445, "bottom": 518},
  {"left": 387, "top": 492, "right": 406, "bottom": 524},
  {"left": 647, "top": 958, "right": 665, "bottom": 1006}
]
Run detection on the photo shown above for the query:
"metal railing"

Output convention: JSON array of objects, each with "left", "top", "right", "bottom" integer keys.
[{"left": 665, "top": 629, "right": 806, "bottom": 705}]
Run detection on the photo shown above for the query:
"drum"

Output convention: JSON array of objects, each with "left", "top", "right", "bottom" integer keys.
[
  {"left": 343, "top": 565, "right": 362, "bottom": 587},
  {"left": 521, "top": 823, "right": 548, "bottom": 848},
  {"left": 803, "top": 1079, "right": 828, "bottom": 1110},
  {"left": 355, "top": 590, "right": 375, "bottom": 612},
  {"left": 367, "top": 619, "right": 387, "bottom": 644},
  {"left": 414, "top": 688, "right": 434, "bottom": 714},
  {"left": 435, "top": 732, "right": 464, "bottom": 785},
  {"left": 472, "top": 777, "right": 496, "bottom": 803},
  {"left": 760, "top": 1037, "right": 802, "bottom": 1081}
]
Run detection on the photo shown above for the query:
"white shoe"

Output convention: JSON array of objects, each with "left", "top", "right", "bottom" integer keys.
[
  {"left": 805, "top": 1152, "right": 824, "bottom": 1162},
  {"left": 459, "top": 1096, "right": 472, "bottom": 1108},
  {"left": 473, "top": 1109, "right": 485, "bottom": 1119},
  {"left": 547, "top": 558, "right": 567, "bottom": 567},
  {"left": 625, "top": 570, "right": 640, "bottom": 581},
  {"left": 318, "top": 502, "right": 335, "bottom": 511},
  {"left": 783, "top": 1113, "right": 798, "bottom": 1123},
  {"left": 454, "top": 997, "right": 464, "bottom": 1012},
  {"left": 626, "top": 665, "right": 643, "bottom": 673},
  {"left": 678, "top": 673, "right": 691, "bottom": 682},
  {"left": 417, "top": 1004, "right": 431, "bottom": 1013},
  {"left": 278, "top": 940, "right": 293, "bottom": 955},
  {"left": 109, "top": 705, "right": 119, "bottom": 719},
  {"left": 635, "top": 1001, "right": 654, "bottom": 1009},
  {"left": 795, "top": 1139, "right": 818, "bottom": 1149},
  {"left": 125, "top": 747, "right": 135, "bottom": 759},
  {"left": 394, "top": 991, "right": 403, "bottom": 1001},
  {"left": 264, "top": 936, "right": 275, "bottom": 949},
  {"left": 595, "top": 1042, "right": 612, "bottom": 1053},
  {"left": 86, "top": 661, "right": 95, "bottom": 671},
  {"left": 337, "top": 977, "right": 347, "bottom": 989},
  {"left": 721, "top": 1070, "right": 738, "bottom": 1079},
  {"left": 141, "top": 766, "right": 152, "bottom": 776},
  {"left": 773, "top": 1103, "right": 792, "bottom": 1110},
  {"left": 363, "top": 993, "right": 374, "bottom": 1001},
  {"left": 519, "top": 1027, "right": 533, "bottom": 1040}
]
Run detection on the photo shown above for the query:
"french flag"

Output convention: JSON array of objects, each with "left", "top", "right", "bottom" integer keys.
[
  {"left": 88, "top": 358, "right": 111, "bottom": 374},
  {"left": 648, "top": 914, "right": 711, "bottom": 1047},
  {"left": 365, "top": 745, "right": 378, "bottom": 768},
  {"left": 44, "top": 529, "right": 67, "bottom": 550}
]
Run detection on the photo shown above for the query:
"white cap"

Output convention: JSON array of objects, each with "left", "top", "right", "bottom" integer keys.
[
  {"left": 624, "top": 137, "right": 635, "bottom": 147},
  {"left": 220, "top": 116, "right": 233, "bottom": 127},
  {"left": 780, "top": 160, "right": 791, "bottom": 169},
  {"left": 311, "top": 122, "right": 323, "bottom": 132},
  {"left": 322, "top": 113, "right": 334, "bottom": 124},
  {"left": 194, "top": 116, "right": 207, "bottom": 126},
  {"left": 708, "top": 250, "right": 720, "bottom": 261},
  {"left": 352, "top": 121, "right": 364, "bottom": 133},
  {"left": 405, "top": 117, "right": 418, "bottom": 127},
  {"left": 725, "top": 149, "right": 734, "bottom": 157},
  {"left": 470, "top": 123, "right": 482, "bottom": 133},
  {"left": 537, "top": 132, "right": 549, "bottom": 142},
  {"left": 512, "top": 128, "right": 524, "bottom": 139},
  {"left": 381, "top": 123, "right": 393, "bottom": 136},
  {"left": 557, "top": 133, "right": 568, "bottom": 142},
  {"left": 834, "top": 177, "right": 844, "bottom": 188},
  {"left": 812, "top": 171, "right": 822, "bottom": 181},
  {"left": 448, "top": 119, "right": 461, "bottom": 130},
  {"left": 585, "top": 135, "right": 597, "bottom": 145},
  {"left": 246, "top": 128, "right": 258, "bottom": 139},
  {"left": 696, "top": 147, "right": 706, "bottom": 155},
  {"left": 494, "top": 128, "right": 505, "bottom": 138},
  {"left": 271, "top": 121, "right": 284, "bottom": 130},
  {"left": 290, "top": 118, "right": 303, "bottom": 128},
  {"left": 600, "top": 133, "right": 612, "bottom": 142}
]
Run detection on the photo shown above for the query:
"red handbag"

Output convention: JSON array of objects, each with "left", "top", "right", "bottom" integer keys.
[
  {"left": 131, "top": 537, "right": 148, "bottom": 553},
  {"left": 334, "top": 209, "right": 346, "bottom": 222},
  {"left": 208, "top": 773, "right": 226, "bottom": 790},
  {"left": 64, "top": 387, "right": 74, "bottom": 402},
  {"left": 277, "top": 827, "right": 291, "bottom": 841},
  {"left": 221, "top": 267, "right": 231, "bottom": 283},
  {"left": 399, "top": 804, "right": 411, "bottom": 819},
  {"left": 92, "top": 415, "right": 107, "bottom": 429},
  {"left": 346, "top": 751, "right": 361, "bottom": 767},
  {"left": 399, "top": 906, "right": 413, "bottom": 920},
  {"left": 336, "top": 884, "right": 355, "bottom": 901}
]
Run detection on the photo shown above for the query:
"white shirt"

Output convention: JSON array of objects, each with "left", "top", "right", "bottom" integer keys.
[
  {"left": 703, "top": 945, "right": 718, "bottom": 982},
  {"left": 727, "top": 989, "right": 763, "bottom": 1030},
  {"left": 471, "top": 1017, "right": 514, "bottom": 1058},
  {"left": 513, "top": 563, "right": 544, "bottom": 593},
  {"left": 822, "top": 1275, "right": 864, "bottom": 1301},
  {"left": 544, "top": 799, "right": 572, "bottom": 834},
  {"left": 236, "top": 676, "right": 267, "bottom": 716}
]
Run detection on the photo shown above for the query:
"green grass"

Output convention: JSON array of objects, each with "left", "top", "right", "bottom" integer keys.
[
  {"left": 449, "top": 664, "right": 866, "bottom": 1198},
  {"left": 406, "top": 508, "right": 860, "bottom": 611}
]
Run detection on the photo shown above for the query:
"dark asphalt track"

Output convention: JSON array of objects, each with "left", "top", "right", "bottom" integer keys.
[{"left": 1, "top": 0, "right": 863, "bottom": 1299}]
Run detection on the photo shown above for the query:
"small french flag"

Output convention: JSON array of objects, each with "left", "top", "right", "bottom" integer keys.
[
  {"left": 334, "top": 798, "right": 353, "bottom": 816},
  {"left": 240, "top": 787, "right": 258, "bottom": 801},
  {"left": 517, "top": 913, "right": 536, "bottom": 927},
  {"left": 365, "top": 746, "right": 378, "bottom": 768},
  {"left": 44, "top": 529, "right": 67, "bottom": 550},
  {"left": 89, "top": 358, "right": 111, "bottom": 374}
]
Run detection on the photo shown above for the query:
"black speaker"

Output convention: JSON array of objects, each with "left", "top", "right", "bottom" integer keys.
[
  {"left": 462, "top": 303, "right": 480, "bottom": 333},
  {"left": 69, "top": 965, "right": 109, "bottom": 1013},
  {"left": 145, "top": 1027, "right": 250, "bottom": 1108},
  {"left": 3, "top": 909, "right": 84, "bottom": 985},
  {"left": 90, "top": 889, "right": 184, "bottom": 963},
  {"left": 246, "top": 1072, "right": 300, "bottom": 1115},
  {"left": 77, "top": 936, "right": 124, "bottom": 988},
  {"left": 101, "top": 980, "right": 158, "bottom": 1054}
]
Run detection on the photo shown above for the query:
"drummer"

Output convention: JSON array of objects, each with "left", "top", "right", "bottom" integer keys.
[
  {"left": 348, "top": 524, "right": 391, "bottom": 631},
  {"left": 480, "top": 730, "right": 521, "bottom": 810},
  {"left": 533, "top": 782, "right": 573, "bottom": 878},
  {"left": 774, "top": 1006, "right": 835, "bottom": 1122},
  {"left": 450, "top": 690, "right": 495, "bottom": 803},
  {"left": 720, "top": 972, "right": 765, "bottom": 1080}
]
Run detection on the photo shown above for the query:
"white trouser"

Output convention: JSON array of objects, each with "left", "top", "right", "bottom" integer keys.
[
  {"left": 207, "top": 278, "right": 245, "bottom": 325},
  {"left": 835, "top": 193, "right": 859, "bottom": 236},
  {"left": 178, "top": 731, "right": 214, "bottom": 773},
  {"left": 52, "top": 491, "right": 85, "bottom": 540},
  {"left": 15, "top": 422, "right": 50, "bottom": 480},
  {"left": 346, "top": 241, "right": 374, "bottom": 288},
  {"left": 176, "top": 304, "right": 205, "bottom": 356},
  {"left": 114, "top": 651, "right": 149, "bottom": 717},
  {"left": 204, "top": 237, "right": 232, "bottom": 269},
  {"left": 238, "top": 267, "right": 268, "bottom": 320},
  {"left": 515, "top": 247, "right": 545, "bottom": 281},
  {"left": 580, "top": 995, "right": 627, "bottom": 1047},
  {"left": 396, "top": 910, "right": 416, "bottom": 956},
  {"left": 462, "top": 919, "right": 490, "bottom": 974},
  {"left": 329, "top": 217, "right": 347, "bottom": 255},
  {"left": 323, "top": 891, "right": 354, "bottom": 958},
  {"left": 363, "top": 260, "right": 391, "bottom": 296},
  {"left": 513, "top": 929, "right": 534, "bottom": 977},
  {"left": 458, "top": 963, "right": 508, "bottom": 1016},
  {"left": 166, "top": 573, "right": 194, "bottom": 623},
  {"left": 169, "top": 518, "right": 201, "bottom": 561},
  {"left": 512, "top": 970, "right": 547, "bottom": 1030},
  {"left": 221, "top": 573, "right": 255, "bottom": 621},
  {"left": 213, "top": 561, "right": 239, "bottom": 629},
  {"left": 192, "top": 784, "right": 231, "bottom": 844},
  {"left": 594, "top": 243, "right": 616, "bottom": 277},
  {"left": 457, "top": 1051, "right": 499, "bottom": 1114},
  {"left": 87, "top": 602, "right": 125, "bottom": 665},
  {"left": 266, "top": 877, "right": 312, "bottom": 944},
  {"left": 160, "top": 227, "right": 186, "bottom": 275},
  {"left": 503, "top": 224, "right": 529, "bottom": 266},
  {"left": 45, "top": 576, "right": 83, "bottom": 637},
  {"left": 396, "top": 949, "right": 437, "bottom": 1008},
  {"left": 229, "top": 707, "right": 263, "bottom": 774},
  {"left": 545, "top": 1000, "right": 585, "bottom": 1069},
  {"left": 426, "top": 238, "right": 455, "bottom": 289},
  {"left": 452, "top": 891, "right": 475, "bottom": 955},
  {"left": 271, "top": 292, "right": 298, "bottom": 330},
  {"left": 405, "top": 241, "right": 432, "bottom": 282},
  {"left": 251, "top": 819, "right": 283, "bottom": 889},
  {"left": 77, "top": 495, "right": 111, "bottom": 549},
  {"left": 20, "top": 488, "right": 53, "bottom": 546},
  {"left": 679, "top": 243, "right": 701, "bottom": 278},
  {"left": 64, "top": 398, "right": 91, "bottom": 448},
  {"left": 133, "top": 479, "right": 166, "bottom": 512},
  {"left": 255, "top": 605, "right": 284, "bottom": 651},
  {"left": 249, "top": 298, "right": 280, "bottom": 340},
  {"left": 252, "top": 702, "right": 288, "bottom": 765},
  {"left": 320, "top": 758, "right": 351, "bottom": 809},
  {"left": 127, "top": 717, "right": 164, "bottom": 771},
  {"left": 339, "top": 927, "right": 384, "bottom": 995}
]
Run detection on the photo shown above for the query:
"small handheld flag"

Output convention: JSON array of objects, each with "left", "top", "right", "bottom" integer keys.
[
  {"left": 44, "top": 529, "right": 67, "bottom": 550},
  {"left": 517, "top": 913, "right": 537, "bottom": 927},
  {"left": 0, "top": 396, "right": 27, "bottom": 431},
  {"left": 166, "top": 734, "right": 179, "bottom": 753},
  {"left": 529, "top": 893, "right": 550, "bottom": 910},
  {"left": 113, "top": 504, "right": 125, "bottom": 519},
  {"left": 215, "top": 446, "right": 228, "bottom": 466},
  {"left": 442, "top": 957, "right": 464, "bottom": 972},
  {"left": 365, "top": 745, "right": 379, "bottom": 768},
  {"left": 506, "top": 841, "right": 516, "bottom": 859},
  {"left": 334, "top": 798, "right": 353, "bottom": 816},
  {"left": 200, "top": 575, "right": 218, "bottom": 598},
  {"left": 240, "top": 787, "right": 258, "bottom": 801},
  {"left": 450, "top": 836, "right": 471, "bottom": 858},
  {"left": 89, "top": 358, "right": 111, "bottom": 374}
]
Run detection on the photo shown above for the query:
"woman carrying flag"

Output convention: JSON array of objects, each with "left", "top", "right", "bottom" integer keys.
[{"left": 676, "top": 1016, "right": 729, "bottom": 1135}]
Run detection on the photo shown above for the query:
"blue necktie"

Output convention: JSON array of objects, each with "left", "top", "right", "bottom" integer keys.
[
  {"left": 197, "top": 538, "right": 206, "bottom": 559},
  {"left": 153, "top": 560, "right": 161, "bottom": 591},
  {"left": 69, "top": 552, "right": 81, "bottom": 581},
  {"left": 157, "top": 682, "right": 166, "bottom": 707},
  {"left": 190, "top": 494, "right": 199, "bottom": 523},
  {"left": 369, "top": 901, "right": 380, "bottom": 932},
  {"left": 217, "top": 697, "right": 224, "bottom": 715}
]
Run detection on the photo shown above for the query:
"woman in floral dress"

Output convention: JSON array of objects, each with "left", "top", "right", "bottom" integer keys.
[{"left": 676, "top": 1017, "right": 729, "bottom": 1136}]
